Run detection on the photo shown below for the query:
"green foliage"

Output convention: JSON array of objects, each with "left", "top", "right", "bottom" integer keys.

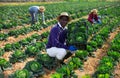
[
  {"left": 0, "top": 33, "right": 8, "bottom": 41},
  {"left": 56, "top": 65, "right": 77, "bottom": 78},
  {"left": 97, "top": 64, "right": 113, "bottom": 74},
  {"left": 100, "top": 56, "right": 114, "bottom": 64},
  {"left": 67, "top": 57, "right": 83, "bottom": 69},
  {"left": 97, "top": 73, "right": 110, "bottom": 78},
  {"left": 34, "top": 42, "right": 44, "bottom": 50},
  {"left": 99, "top": 27, "right": 110, "bottom": 39},
  {"left": 12, "top": 42, "right": 21, "bottom": 50},
  {"left": 92, "top": 35, "right": 104, "bottom": 47},
  {"left": 110, "top": 43, "right": 120, "bottom": 52},
  {"left": 19, "top": 39, "right": 30, "bottom": 46},
  {"left": 86, "top": 45, "right": 94, "bottom": 52},
  {"left": 88, "top": 41, "right": 98, "bottom": 48},
  {"left": 10, "top": 50, "right": 26, "bottom": 63},
  {"left": 0, "top": 58, "right": 7, "bottom": 66},
  {"left": 25, "top": 45, "right": 40, "bottom": 57},
  {"left": 31, "top": 33, "right": 42, "bottom": 41},
  {"left": 51, "top": 72, "right": 63, "bottom": 78},
  {"left": 0, "top": 48, "right": 5, "bottom": 56},
  {"left": 36, "top": 54, "right": 57, "bottom": 70},
  {"left": 0, "top": 58, "right": 12, "bottom": 70},
  {"left": 8, "top": 30, "right": 19, "bottom": 37},
  {"left": 24, "top": 61, "right": 44, "bottom": 76},
  {"left": 107, "top": 51, "right": 120, "bottom": 61},
  {"left": 11, "top": 69, "right": 32, "bottom": 78},
  {"left": 41, "top": 31, "right": 49, "bottom": 39},
  {"left": 67, "top": 20, "right": 88, "bottom": 50},
  {"left": 4, "top": 43, "right": 13, "bottom": 51},
  {"left": 75, "top": 50, "right": 88, "bottom": 60},
  {"left": 82, "top": 74, "right": 91, "bottom": 78}
]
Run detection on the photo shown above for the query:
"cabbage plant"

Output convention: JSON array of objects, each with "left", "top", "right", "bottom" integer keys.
[
  {"left": 75, "top": 50, "right": 88, "bottom": 61},
  {"left": 12, "top": 42, "right": 21, "bottom": 50},
  {"left": 36, "top": 54, "right": 57, "bottom": 70},
  {"left": 67, "top": 57, "right": 83, "bottom": 69},
  {"left": 24, "top": 61, "right": 44, "bottom": 77},
  {"left": 50, "top": 72, "right": 63, "bottom": 78},
  {"left": 9, "top": 50, "right": 27, "bottom": 63},
  {"left": 4, "top": 43, "right": 13, "bottom": 51},
  {"left": 9, "top": 69, "right": 33, "bottom": 78},
  {"left": 56, "top": 65, "right": 77, "bottom": 78},
  {"left": 0, "top": 58, "right": 12, "bottom": 70},
  {"left": 25, "top": 45, "right": 40, "bottom": 57},
  {"left": 0, "top": 48, "right": 4, "bottom": 56}
]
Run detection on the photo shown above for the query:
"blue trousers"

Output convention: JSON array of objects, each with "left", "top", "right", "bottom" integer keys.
[
  {"left": 93, "top": 16, "right": 102, "bottom": 24},
  {"left": 29, "top": 10, "right": 38, "bottom": 24}
]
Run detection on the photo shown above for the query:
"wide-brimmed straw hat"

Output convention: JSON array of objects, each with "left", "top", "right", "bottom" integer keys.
[
  {"left": 39, "top": 6, "right": 45, "bottom": 12},
  {"left": 57, "top": 12, "right": 71, "bottom": 22},
  {"left": 90, "top": 9, "right": 98, "bottom": 13}
]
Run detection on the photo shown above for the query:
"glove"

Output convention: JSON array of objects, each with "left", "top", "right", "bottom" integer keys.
[{"left": 69, "top": 46, "right": 77, "bottom": 51}]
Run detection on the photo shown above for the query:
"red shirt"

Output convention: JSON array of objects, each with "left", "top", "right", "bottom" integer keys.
[{"left": 88, "top": 13, "right": 98, "bottom": 23}]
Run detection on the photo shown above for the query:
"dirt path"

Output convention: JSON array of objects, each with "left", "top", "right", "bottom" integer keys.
[
  {"left": 0, "top": 15, "right": 88, "bottom": 48},
  {"left": 3, "top": 57, "right": 35, "bottom": 78},
  {"left": 114, "top": 63, "right": 120, "bottom": 78},
  {"left": 0, "top": 24, "right": 30, "bottom": 33},
  {"left": 75, "top": 26, "right": 120, "bottom": 78},
  {"left": 1, "top": 22, "right": 120, "bottom": 78},
  {"left": 0, "top": 18, "right": 55, "bottom": 34},
  {"left": 0, "top": 26, "right": 52, "bottom": 48},
  {"left": 41, "top": 26, "right": 120, "bottom": 78},
  {"left": 1, "top": 16, "right": 88, "bottom": 78}
]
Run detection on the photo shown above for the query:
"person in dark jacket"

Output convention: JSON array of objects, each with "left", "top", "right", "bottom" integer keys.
[
  {"left": 46, "top": 12, "right": 77, "bottom": 65},
  {"left": 88, "top": 9, "right": 101, "bottom": 24},
  {"left": 29, "top": 6, "right": 45, "bottom": 24}
]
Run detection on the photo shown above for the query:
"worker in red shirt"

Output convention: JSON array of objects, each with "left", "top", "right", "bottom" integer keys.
[{"left": 88, "top": 9, "right": 101, "bottom": 24}]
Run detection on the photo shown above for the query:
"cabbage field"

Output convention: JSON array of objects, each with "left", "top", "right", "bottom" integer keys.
[{"left": 0, "top": 1, "right": 120, "bottom": 78}]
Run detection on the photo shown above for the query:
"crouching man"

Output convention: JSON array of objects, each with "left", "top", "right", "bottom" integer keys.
[{"left": 46, "top": 12, "right": 77, "bottom": 65}]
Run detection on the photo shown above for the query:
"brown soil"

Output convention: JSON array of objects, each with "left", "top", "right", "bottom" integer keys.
[
  {"left": 3, "top": 57, "right": 35, "bottom": 78},
  {"left": 75, "top": 26, "right": 120, "bottom": 78},
  {"left": 34, "top": 26, "right": 120, "bottom": 78},
  {"left": 1, "top": 25, "right": 53, "bottom": 78},
  {"left": 114, "top": 63, "right": 120, "bottom": 78},
  {"left": 0, "top": 18, "right": 54, "bottom": 34},
  {"left": 40, "top": 26, "right": 120, "bottom": 78},
  {"left": 1, "top": 18, "right": 120, "bottom": 78},
  {"left": 0, "top": 15, "right": 87, "bottom": 48},
  {"left": 0, "top": 24, "right": 30, "bottom": 33},
  {"left": 0, "top": 26, "right": 52, "bottom": 48}
]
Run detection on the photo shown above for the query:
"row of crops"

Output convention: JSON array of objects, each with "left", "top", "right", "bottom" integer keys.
[
  {"left": 0, "top": 1, "right": 117, "bottom": 29},
  {"left": 50, "top": 5, "right": 120, "bottom": 78},
  {"left": 93, "top": 33, "right": 120, "bottom": 78},
  {"left": 0, "top": 1, "right": 120, "bottom": 78},
  {"left": 0, "top": 1, "right": 119, "bottom": 41}
]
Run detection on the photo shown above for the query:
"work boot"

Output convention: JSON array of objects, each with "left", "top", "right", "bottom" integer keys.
[{"left": 63, "top": 52, "right": 73, "bottom": 60}]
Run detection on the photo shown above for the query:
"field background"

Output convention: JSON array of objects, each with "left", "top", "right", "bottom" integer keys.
[{"left": 0, "top": 0, "right": 120, "bottom": 78}]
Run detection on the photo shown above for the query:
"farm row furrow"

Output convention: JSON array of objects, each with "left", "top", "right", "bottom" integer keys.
[
  {"left": 76, "top": 26, "right": 120, "bottom": 77},
  {"left": 0, "top": 1, "right": 116, "bottom": 30},
  {"left": 0, "top": 1, "right": 120, "bottom": 78},
  {"left": 0, "top": 4, "right": 119, "bottom": 48},
  {"left": 1, "top": 2, "right": 119, "bottom": 36}
]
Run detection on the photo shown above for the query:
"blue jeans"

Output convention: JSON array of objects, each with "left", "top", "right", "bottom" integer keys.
[
  {"left": 29, "top": 10, "right": 38, "bottom": 24},
  {"left": 93, "top": 16, "right": 102, "bottom": 24}
]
